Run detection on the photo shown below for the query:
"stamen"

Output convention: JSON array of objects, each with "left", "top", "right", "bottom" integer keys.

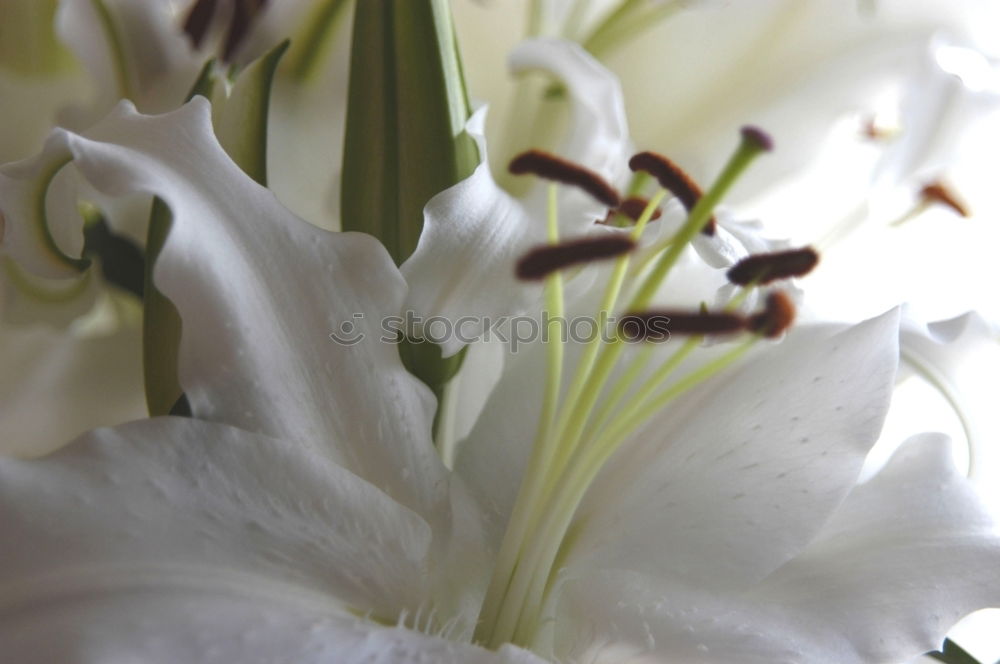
[
  {"left": 223, "top": 0, "right": 270, "bottom": 62},
  {"left": 861, "top": 115, "right": 900, "bottom": 142},
  {"left": 183, "top": 0, "right": 219, "bottom": 49},
  {"left": 516, "top": 235, "right": 636, "bottom": 281},
  {"left": 921, "top": 181, "right": 970, "bottom": 218},
  {"left": 749, "top": 291, "right": 796, "bottom": 338},
  {"left": 628, "top": 151, "right": 715, "bottom": 235},
  {"left": 599, "top": 196, "right": 662, "bottom": 225},
  {"left": 509, "top": 150, "right": 621, "bottom": 208},
  {"left": 727, "top": 247, "right": 819, "bottom": 285},
  {"left": 619, "top": 310, "right": 747, "bottom": 341},
  {"left": 740, "top": 125, "right": 774, "bottom": 153}
]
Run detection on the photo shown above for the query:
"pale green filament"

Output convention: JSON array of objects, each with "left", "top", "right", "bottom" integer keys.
[
  {"left": 478, "top": 136, "right": 770, "bottom": 650},
  {"left": 511, "top": 337, "right": 758, "bottom": 645},
  {"left": 629, "top": 134, "right": 770, "bottom": 311},
  {"left": 475, "top": 185, "right": 566, "bottom": 646},
  {"left": 540, "top": 184, "right": 566, "bottom": 447},
  {"left": 583, "top": 0, "right": 684, "bottom": 58},
  {"left": 479, "top": 193, "right": 663, "bottom": 648}
]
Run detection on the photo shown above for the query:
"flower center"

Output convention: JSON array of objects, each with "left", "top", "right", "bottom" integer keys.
[{"left": 474, "top": 129, "right": 817, "bottom": 650}]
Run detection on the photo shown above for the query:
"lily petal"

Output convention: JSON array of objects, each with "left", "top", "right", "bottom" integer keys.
[
  {"left": 41, "top": 98, "right": 446, "bottom": 523},
  {"left": 457, "top": 310, "right": 901, "bottom": 588},
  {"left": 899, "top": 311, "right": 1000, "bottom": 486},
  {"left": 55, "top": 0, "right": 202, "bottom": 118},
  {"left": 402, "top": 39, "right": 633, "bottom": 355},
  {"left": 0, "top": 417, "right": 433, "bottom": 623},
  {"left": 508, "top": 38, "right": 631, "bottom": 190},
  {"left": 0, "top": 591, "right": 545, "bottom": 664},
  {"left": 0, "top": 416, "right": 542, "bottom": 662},
  {"left": 557, "top": 433, "right": 1000, "bottom": 664},
  {"left": 568, "top": 309, "right": 900, "bottom": 591},
  {"left": 0, "top": 316, "right": 144, "bottom": 457}
]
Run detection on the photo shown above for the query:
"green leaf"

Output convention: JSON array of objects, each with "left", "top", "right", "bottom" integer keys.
[
  {"left": 927, "top": 638, "right": 983, "bottom": 664},
  {"left": 142, "top": 197, "right": 183, "bottom": 416},
  {"left": 211, "top": 41, "right": 290, "bottom": 187},
  {"left": 341, "top": 0, "right": 478, "bottom": 423},
  {"left": 142, "top": 44, "right": 288, "bottom": 416},
  {"left": 285, "top": 0, "right": 352, "bottom": 82},
  {"left": 340, "top": 0, "right": 478, "bottom": 265}
]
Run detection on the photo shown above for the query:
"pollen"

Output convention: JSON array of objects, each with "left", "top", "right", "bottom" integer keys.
[
  {"left": 619, "top": 310, "right": 747, "bottom": 341},
  {"left": 749, "top": 291, "right": 796, "bottom": 338},
  {"left": 740, "top": 125, "right": 774, "bottom": 153},
  {"left": 516, "top": 234, "right": 636, "bottom": 281},
  {"left": 628, "top": 151, "right": 716, "bottom": 235},
  {"left": 509, "top": 150, "right": 621, "bottom": 208},
  {"left": 920, "top": 181, "right": 970, "bottom": 218},
  {"left": 600, "top": 196, "right": 663, "bottom": 225},
  {"left": 727, "top": 247, "right": 820, "bottom": 286}
]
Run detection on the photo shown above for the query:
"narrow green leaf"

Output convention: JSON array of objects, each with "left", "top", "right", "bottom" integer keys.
[
  {"left": 285, "top": 0, "right": 352, "bottom": 82},
  {"left": 341, "top": 0, "right": 478, "bottom": 265},
  {"left": 142, "top": 197, "right": 183, "bottom": 416},
  {"left": 143, "top": 45, "right": 287, "bottom": 415},
  {"left": 341, "top": 0, "right": 478, "bottom": 421},
  {"left": 927, "top": 639, "right": 983, "bottom": 664},
  {"left": 212, "top": 40, "right": 290, "bottom": 186}
]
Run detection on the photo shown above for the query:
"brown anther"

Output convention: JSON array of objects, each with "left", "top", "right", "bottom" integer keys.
[
  {"left": 600, "top": 196, "right": 663, "bottom": 225},
  {"left": 184, "top": 0, "right": 270, "bottom": 62},
  {"left": 861, "top": 115, "right": 899, "bottom": 142},
  {"left": 749, "top": 291, "right": 796, "bottom": 338},
  {"left": 741, "top": 125, "right": 774, "bottom": 153},
  {"left": 619, "top": 310, "right": 748, "bottom": 342},
  {"left": 183, "top": 0, "right": 220, "bottom": 49},
  {"left": 222, "top": 0, "right": 270, "bottom": 62},
  {"left": 516, "top": 234, "right": 636, "bottom": 281},
  {"left": 920, "top": 181, "right": 970, "bottom": 218},
  {"left": 727, "top": 247, "right": 820, "bottom": 286},
  {"left": 509, "top": 150, "right": 621, "bottom": 208},
  {"left": 628, "top": 151, "right": 716, "bottom": 235}
]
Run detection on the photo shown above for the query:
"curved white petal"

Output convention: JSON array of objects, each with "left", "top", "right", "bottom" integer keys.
[
  {"left": 899, "top": 311, "right": 1000, "bottom": 486},
  {"left": 566, "top": 310, "right": 900, "bottom": 591},
  {"left": 55, "top": 0, "right": 202, "bottom": 119},
  {"left": 556, "top": 434, "right": 1000, "bottom": 664},
  {"left": 0, "top": 591, "right": 545, "bottom": 664},
  {"left": 0, "top": 316, "right": 144, "bottom": 457},
  {"left": 509, "top": 38, "right": 630, "bottom": 188},
  {"left": 0, "top": 137, "right": 81, "bottom": 279},
  {"left": 0, "top": 417, "right": 434, "bottom": 622},
  {"left": 47, "top": 99, "right": 448, "bottom": 525},
  {"left": 0, "top": 415, "right": 544, "bottom": 662},
  {"left": 402, "top": 39, "right": 634, "bottom": 355},
  {"left": 402, "top": 108, "right": 542, "bottom": 357}
]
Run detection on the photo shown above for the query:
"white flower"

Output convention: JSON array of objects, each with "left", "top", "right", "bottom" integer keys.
[
  {"left": 0, "top": 92, "right": 998, "bottom": 663},
  {"left": 0, "top": 0, "right": 350, "bottom": 454}
]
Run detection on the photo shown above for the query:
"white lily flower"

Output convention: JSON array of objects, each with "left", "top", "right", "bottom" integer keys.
[
  {"left": 0, "top": 0, "right": 353, "bottom": 453},
  {"left": 1, "top": 89, "right": 998, "bottom": 663}
]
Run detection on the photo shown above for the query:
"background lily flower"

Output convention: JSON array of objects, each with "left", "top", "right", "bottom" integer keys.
[
  {"left": 0, "top": 0, "right": 351, "bottom": 453},
  {"left": 0, "top": 98, "right": 998, "bottom": 664}
]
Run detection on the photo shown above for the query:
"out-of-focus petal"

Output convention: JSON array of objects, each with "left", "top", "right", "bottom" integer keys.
[{"left": 556, "top": 433, "right": 1000, "bottom": 664}]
